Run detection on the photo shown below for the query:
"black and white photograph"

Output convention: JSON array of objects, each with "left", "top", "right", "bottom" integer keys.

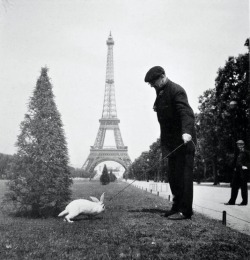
[{"left": 0, "top": 0, "right": 249, "bottom": 259}]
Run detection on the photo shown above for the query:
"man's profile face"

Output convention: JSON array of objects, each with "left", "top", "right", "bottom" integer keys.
[
  {"left": 237, "top": 144, "right": 245, "bottom": 152},
  {"left": 149, "top": 75, "right": 164, "bottom": 91}
]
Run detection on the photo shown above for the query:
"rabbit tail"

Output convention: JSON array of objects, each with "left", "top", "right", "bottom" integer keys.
[{"left": 58, "top": 209, "right": 68, "bottom": 217}]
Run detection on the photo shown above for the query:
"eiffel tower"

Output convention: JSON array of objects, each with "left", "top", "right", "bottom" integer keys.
[{"left": 82, "top": 33, "right": 132, "bottom": 173}]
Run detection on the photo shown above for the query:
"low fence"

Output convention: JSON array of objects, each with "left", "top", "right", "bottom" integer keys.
[
  {"left": 124, "top": 179, "right": 250, "bottom": 235},
  {"left": 125, "top": 179, "right": 171, "bottom": 196}
]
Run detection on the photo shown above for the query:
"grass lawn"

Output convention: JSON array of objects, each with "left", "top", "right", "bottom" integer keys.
[{"left": 0, "top": 179, "right": 250, "bottom": 260}]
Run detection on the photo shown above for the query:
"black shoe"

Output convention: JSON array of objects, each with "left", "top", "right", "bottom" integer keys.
[
  {"left": 224, "top": 202, "right": 235, "bottom": 205},
  {"left": 167, "top": 212, "right": 191, "bottom": 220},
  {"left": 238, "top": 202, "right": 247, "bottom": 206},
  {"left": 164, "top": 209, "right": 178, "bottom": 217}
]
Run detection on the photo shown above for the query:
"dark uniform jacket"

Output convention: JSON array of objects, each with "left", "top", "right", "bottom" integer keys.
[
  {"left": 153, "top": 79, "right": 196, "bottom": 148},
  {"left": 235, "top": 150, "right": 250, "bottom": 168},
  {"left": 233, "top": 149, "right": 250, "bottom": 179}
]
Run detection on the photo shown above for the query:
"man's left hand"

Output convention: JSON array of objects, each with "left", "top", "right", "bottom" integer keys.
[{"left": 182, "top": 133, "right": 192, "bottom": 144}]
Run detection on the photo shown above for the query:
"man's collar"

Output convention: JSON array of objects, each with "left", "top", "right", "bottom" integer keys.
[
  {"left": 156, "top": 78, "right": 169, "bottom": 95},
  {"left": 164, "top": 77, "right": 169, "bottom": 86}
]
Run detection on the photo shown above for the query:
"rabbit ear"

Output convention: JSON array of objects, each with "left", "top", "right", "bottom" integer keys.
[
  {"left": 89, "top": 196, "right": 99, "bottom": 202},
  {"left": 100, "top": 192, "right": 105, "bottom": 203}
]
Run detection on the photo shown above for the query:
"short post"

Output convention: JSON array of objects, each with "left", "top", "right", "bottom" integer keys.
[
  {"left": 222, "top": 211, "right": 226, "bottom": 226},
  {"left": 157, "top": 191, "right": 159, "bottom": 196},
  {"left": 150, "top": 189, "right": 152, "bottom": 193}
]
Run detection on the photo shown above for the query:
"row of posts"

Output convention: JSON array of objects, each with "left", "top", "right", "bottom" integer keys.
[{"left": 133, "top": 184, "right": 227, "bottom": 226}]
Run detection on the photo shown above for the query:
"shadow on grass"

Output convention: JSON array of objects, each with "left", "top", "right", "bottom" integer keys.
[
  {"left": 70, "top": 215, "right": 104, "bottom": 222},
  {"left": 128, "top": 208, "right": 166, "bottom": 214}
]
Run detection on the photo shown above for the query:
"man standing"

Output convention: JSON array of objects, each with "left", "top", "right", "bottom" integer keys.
[
  {"left": 145, "top": 66, "right": 196, "bottom": 220},
  {"left": 225, "top": 140, "right": 250, "bottom": 206}
]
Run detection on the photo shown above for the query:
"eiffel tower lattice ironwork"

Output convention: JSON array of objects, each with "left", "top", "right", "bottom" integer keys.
[{"left": 82, "top": 33, "right": 132, "bottom": 173}]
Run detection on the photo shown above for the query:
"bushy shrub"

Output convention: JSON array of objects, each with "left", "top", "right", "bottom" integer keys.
[
  {"left": 109, "top": 170, "right": 117, "bottom": 182},
  {"left": 100, "top": 164, "right": 110, "bottom": 185}
]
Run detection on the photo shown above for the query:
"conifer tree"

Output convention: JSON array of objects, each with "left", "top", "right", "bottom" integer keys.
[
  {"left": 4, "top": 67, "right": 72, "bottom": 217},
  {"left": 100, "top": 164, "right": 110, "bottom": 185},
  {"left": 109, "top": 169, "right": 117, "bottom": 182}
]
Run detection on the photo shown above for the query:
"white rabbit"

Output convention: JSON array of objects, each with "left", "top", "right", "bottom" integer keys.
[{"left": 58, "top": 193, "right": 105, "bottom": 223}]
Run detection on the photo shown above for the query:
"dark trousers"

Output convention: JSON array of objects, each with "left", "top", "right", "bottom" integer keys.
[
  {"left": 162, "top": 142, "right": 195, "bottom": 217},
  {"left": 229, "top": 169, "right": 248, "bottom": 204}
]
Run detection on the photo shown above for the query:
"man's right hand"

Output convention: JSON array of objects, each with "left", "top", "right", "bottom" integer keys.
[{"left": 182, "top": 133, "right": 192, "bottom": 144}]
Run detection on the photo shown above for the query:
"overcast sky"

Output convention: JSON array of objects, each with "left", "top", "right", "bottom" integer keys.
[{"left": 0, "top": 0, "right": 249, "bottom": 168}]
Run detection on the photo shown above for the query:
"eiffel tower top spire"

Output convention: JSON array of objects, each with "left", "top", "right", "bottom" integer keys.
[
  {"left": 106, "top": 31, "right": 114, "bottom": 45},
  {"left": 102, "top": 33, "right": 117, "bottom": 119}
]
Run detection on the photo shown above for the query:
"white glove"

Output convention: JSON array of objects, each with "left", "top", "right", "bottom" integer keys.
[
  {"left": 182, "top": 133, "right": 192, "bottom": 144},
  {"left": 242, "top": 166, "right": 248, "bottom": 170}
]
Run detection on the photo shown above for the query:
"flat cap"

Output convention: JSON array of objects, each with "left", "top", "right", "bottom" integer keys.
[
  {"left": 236, "top": 140, "right": 245, "bottom": 144},
  {"left": 144, "top": 66, "right": 165, "bottom": 83}
]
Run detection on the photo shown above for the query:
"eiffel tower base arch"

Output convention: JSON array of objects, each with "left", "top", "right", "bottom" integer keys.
[{"left": 82, "top": 148, "right": 131, "bottom": 174}]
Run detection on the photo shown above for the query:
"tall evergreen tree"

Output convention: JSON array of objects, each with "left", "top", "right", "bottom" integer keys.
[
  {"left": 109, "top": 169, "right": 117, "bottom": 182},
  {"left": 4, "top": 67, "right": 72, "bottom": 217},
  {"left": 100, "top": 164, "right": 110, "bottom": 185}
]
